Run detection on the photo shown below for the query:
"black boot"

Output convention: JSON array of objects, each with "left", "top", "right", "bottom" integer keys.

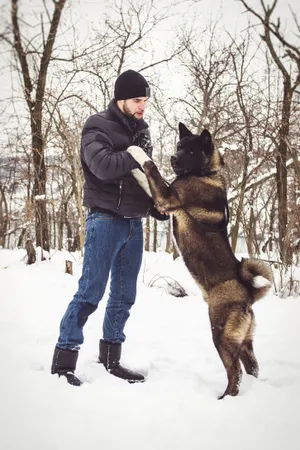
[
  {"left": 98, "top": 339, "right": 145, "bottom": 383},
  {"left": 51, "top": 347, "right": 82, "bottom": 386}
]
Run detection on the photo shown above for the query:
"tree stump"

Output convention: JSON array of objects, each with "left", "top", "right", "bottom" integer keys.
[
  {"left": 65, "top": 260, "right": 73, "bottom": 275},
  {"left": 25, "top": 239, "right": 36, "bottom": 265}
]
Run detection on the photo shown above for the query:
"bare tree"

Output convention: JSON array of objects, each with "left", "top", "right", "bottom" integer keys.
[
  {"left": 0, "top": 182, "right": 8, "bottom": 248},
  {"left": 228, "top": 33, "right": 277, "bottom": 254},
  {"left": 0, "top": 0, "right": 67, "bottom": 251},
  {"left": 175, "top": 19, "right": 237, "bottom": 139},
  {"left": 41, "top": 0, "right": 186, "bottom": 254},
  {"left": 239, "top": 0, "right": 300, "bottom": 263}
]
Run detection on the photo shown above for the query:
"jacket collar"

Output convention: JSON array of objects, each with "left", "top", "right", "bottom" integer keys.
[{"left": 108, "top": 99, "right": 148, "bottom": 134}]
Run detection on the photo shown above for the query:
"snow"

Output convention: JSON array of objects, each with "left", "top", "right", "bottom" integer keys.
[
  {"left": 0, "top": 248, "right": 299, "bottom": 450},
  {"left": 34, "top": 195, "right": 46, "bottom": 201}
]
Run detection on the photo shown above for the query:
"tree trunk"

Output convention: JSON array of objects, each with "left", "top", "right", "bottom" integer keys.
[
  {"left": 231, "top": 154, "right": 250, "bottom": 252},
  {"left": 11, "top": 0, "right": 67, "bottom": 251},
  {"left": 153, "top": 219, "right": 157, "bottom": 252},
  {"left": 25, "top": 239, "right": 36, "bottom": 265},
  {"left": 276, "top": 83, "right": 292, "bottom": 264},
  {"left": 52, "top": 201, "right": 57, "bottom": 249},
  {"left": 268, "top": 201, "right": 276, "bottom": 253},
  {"left": 76, "top": 195, "right": 85, "bottom": 256},
  {"left": 58, "top": 210, "right": 64, "bottom": 251},
  {"left": 17, "top": 228, "right": 26, "bottom": 248},
  {"left": 32, "top": 121, "right": 49, "bottom": 250},
  {"left": 144, "top": 216, "right": 150, "bottom": 252},
  {"left": 262, "top": 196, "right": 276, "bottom": 253},
  {"left": 0, "top": 184, "right": 8, "bottom": 248},
  {"left": 70, "top": 232, "right": 80, "bottom": 253},
  {"left": 244, "top": 193, "right": 254, "bottom": 257},
  {"left": 165, "top": 219, "right": 172, "bottom": 253},
  {"left": 65, "top": 218, "right": 73, "bottom": 252}
]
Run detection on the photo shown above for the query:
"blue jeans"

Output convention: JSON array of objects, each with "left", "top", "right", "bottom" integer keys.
[{"left": 56, "top": 211, "right": 143, "bottom": 350}]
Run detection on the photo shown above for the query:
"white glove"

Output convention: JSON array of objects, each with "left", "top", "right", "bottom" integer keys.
[
  {"left": 127, "top": 145, "right": 151, "bottom": 167},
  {"left": 131, "top": 168, "right": 152, "bottom": 198}
]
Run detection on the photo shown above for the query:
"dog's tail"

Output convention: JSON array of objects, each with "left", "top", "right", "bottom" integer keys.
[{"left": 239, "top": 258, "right": 273, "bottom": 303}]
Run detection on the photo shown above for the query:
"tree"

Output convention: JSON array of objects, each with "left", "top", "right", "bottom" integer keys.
[
  {"left": 0, "top": 0, "right": 67, "bottom": 251},
  {"left": 228, "top": 33, "right": 277, "bottom": 254},
  {"left": 175, "top": 19, "right": 237, "bottom": 138},
  {"left": 41, "top": 0, "right": 185, "bottom": 254},
  {"left": 239, "top": 0, "right": 300, "bottom": 263}
]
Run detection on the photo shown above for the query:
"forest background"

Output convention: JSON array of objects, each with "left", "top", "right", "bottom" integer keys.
[{"left": 0, "top": 0, "right": 299, "bottom": 296}]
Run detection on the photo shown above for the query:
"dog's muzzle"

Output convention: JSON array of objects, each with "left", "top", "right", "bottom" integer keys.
[{"left": 171, "top": 155, "right": 190, "bottom": 176}]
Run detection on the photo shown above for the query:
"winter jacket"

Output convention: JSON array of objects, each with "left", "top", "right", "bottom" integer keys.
[{"left": 80, "top": 100, "right": 152, "bottom": 218}]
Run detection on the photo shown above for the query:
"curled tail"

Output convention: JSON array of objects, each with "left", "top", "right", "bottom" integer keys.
[{"left": 239, "top": 258, "right": 273, "bottom": 303}]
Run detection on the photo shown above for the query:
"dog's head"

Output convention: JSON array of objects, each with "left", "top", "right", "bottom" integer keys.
[{"left": 171, "top": 123, "right": 223, "bottom": 177}]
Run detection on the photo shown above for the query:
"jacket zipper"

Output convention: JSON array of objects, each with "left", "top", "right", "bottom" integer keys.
[{"left": 117, "top": 180, "right": 123, "bottom": 210}]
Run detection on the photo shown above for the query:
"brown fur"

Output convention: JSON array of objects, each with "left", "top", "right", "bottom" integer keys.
[{"left": 142, "top": 124, "right": 273, "bottom": 399}]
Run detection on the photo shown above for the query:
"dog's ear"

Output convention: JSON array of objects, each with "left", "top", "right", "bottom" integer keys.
[
  {"left": 179, "top": 122, "right": 193, "bottom": 139},
  {"left": 200, "top": 129, "right": 213, "bottom": 153}
]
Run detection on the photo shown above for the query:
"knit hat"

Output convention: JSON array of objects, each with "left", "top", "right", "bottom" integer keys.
[{"left": 114, "top": 70, "right": 151, "bottom": 100}]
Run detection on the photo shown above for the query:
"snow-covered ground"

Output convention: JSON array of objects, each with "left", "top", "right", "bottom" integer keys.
[{"left": 0, "top": 248, "right": 299, "bottom": 450}]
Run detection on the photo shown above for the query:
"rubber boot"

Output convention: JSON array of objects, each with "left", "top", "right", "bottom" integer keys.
[
  {"left": 51, "top": 347, "right": 82, "bottom": 386},
  {"left": 98, "top": 339, "right": 145, "bottom": 383}
]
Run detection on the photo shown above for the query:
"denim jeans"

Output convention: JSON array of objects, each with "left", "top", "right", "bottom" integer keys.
[{"left": 56, "top": 211, "right": 143, "bottom": 350}]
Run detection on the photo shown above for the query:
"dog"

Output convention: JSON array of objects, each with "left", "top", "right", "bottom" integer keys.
[{"left": 127, "top": 122, "right": 273, "bottom": 399}]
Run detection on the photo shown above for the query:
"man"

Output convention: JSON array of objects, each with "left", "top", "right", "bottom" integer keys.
[{"left": 51, "top": 70, "right": 168, "bottom": 386}]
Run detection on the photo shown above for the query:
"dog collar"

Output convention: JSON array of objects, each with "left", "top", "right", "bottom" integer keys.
[{"left": 196, "top": 170, "right": 218, "bottom": 177}]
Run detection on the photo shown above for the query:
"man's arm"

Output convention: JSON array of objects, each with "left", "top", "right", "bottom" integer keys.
[{"left": 82, "top": 116, "right": 140, "bottom": 180}]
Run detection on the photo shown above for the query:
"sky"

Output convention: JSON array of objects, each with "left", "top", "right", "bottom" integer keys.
[
  {"left": 0, "top": 247, "right": 299, "bottom": 450},
  {"left": 1, "top": 0, "right": 299, "bottom": 78},
  {"left": 68, "top": 0, "right": 300, "bottom": 41},
  {"left": 0, "top": 0, "right": 299, "bottom": 117}
]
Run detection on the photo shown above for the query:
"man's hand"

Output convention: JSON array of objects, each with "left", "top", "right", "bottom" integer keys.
[
  {"left": 127, "top": 146, "right": 151, "bottom": 168},
  {"left": 133, "top": 133, "right": 153, "bottom": 157}
]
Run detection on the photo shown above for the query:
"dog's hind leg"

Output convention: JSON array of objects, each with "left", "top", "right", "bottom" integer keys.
[
  {"left": 238, "top": 309, "right": 259, "bottom": 377},
  {"left": 211, "top": 321, "right": 243, "bottom": 399},
  {"left": 240, "top": 339, "right": 259, "bottom": 377},
  {"left": 216, "top": 339, "right": 243, "bottom": 399}
]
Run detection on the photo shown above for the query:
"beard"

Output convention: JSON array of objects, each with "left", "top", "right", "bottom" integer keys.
[{"left": 123, "top": 101, "right": 142, "bottom": 120}]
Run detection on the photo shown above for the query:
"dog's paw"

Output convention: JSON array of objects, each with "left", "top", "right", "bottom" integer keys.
[
  {"left": 131, "top": 168, "right": 152, "bottom": 198},
  {"left": 127, "top": 145, "right": 151, "bottom": 167},
  {"left": 154, "top": 201, "right": 166, "bottom": 213}
]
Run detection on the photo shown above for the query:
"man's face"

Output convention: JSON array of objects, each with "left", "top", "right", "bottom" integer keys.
[{"left": 118, "top": 97, "right": 149, "bottom": 120}]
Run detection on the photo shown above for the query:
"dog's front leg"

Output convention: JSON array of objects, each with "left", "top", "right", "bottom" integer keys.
[
  {"left": 143, "top": 161, "right": 180, "bottom": 213},
  {"left": 127, "top": 146, "right": 181, "bottom": 213}
]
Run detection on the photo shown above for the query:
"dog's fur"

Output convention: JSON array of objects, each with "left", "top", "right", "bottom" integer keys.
[{"left": 128, "top": 122, "right": 273, "bottom": 399}]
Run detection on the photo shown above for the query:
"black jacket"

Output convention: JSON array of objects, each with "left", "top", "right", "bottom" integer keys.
[{"left": 80, "top": 100, "right": 152, "bottom": 218}]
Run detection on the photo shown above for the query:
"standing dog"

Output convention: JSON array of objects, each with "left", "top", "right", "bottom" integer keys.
[{"left": 127, "top": 122, "right": 273, "bottom": 399}]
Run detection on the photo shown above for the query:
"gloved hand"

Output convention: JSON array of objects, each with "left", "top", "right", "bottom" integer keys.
[{"left": 133, "top": 132, "right": 153, "bottom": 157}]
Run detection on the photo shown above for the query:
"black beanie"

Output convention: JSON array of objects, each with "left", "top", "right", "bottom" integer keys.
[{"left": 114, "top": 70, "right": 151, "bottom": 101}]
